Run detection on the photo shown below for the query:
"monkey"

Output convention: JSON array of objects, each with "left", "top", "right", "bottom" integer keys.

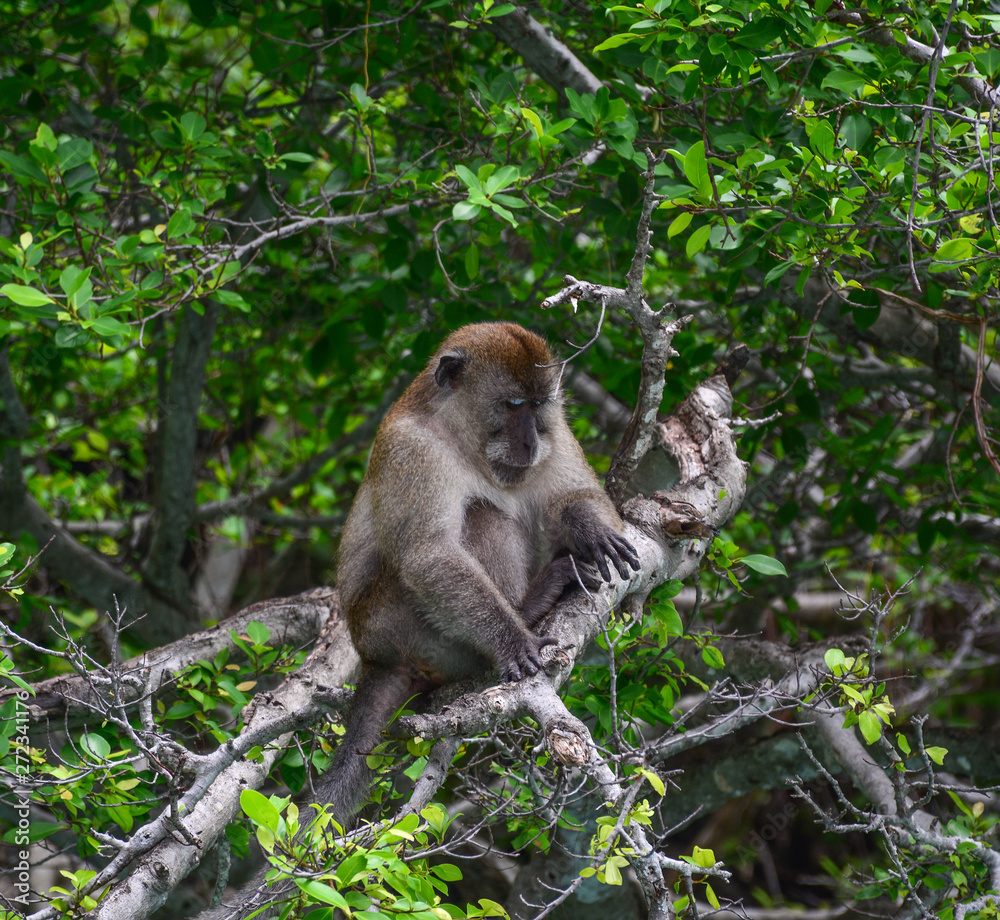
[
  {"left": 315, "top": 321, "right": 640, "bottom": 822},
  {"left": 198, "top": 323, "right": 639, "bottom": 920}
]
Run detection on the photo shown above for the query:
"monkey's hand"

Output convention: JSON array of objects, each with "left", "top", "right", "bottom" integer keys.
[
  {"left": 520, "top": 554, "right": 603, "bottom": 627},
  {"left": 571, "top": 520, "right": 641, "bottom": 583},
  {"left": 500, "top": 631, "right": 558, "bottom": 682}
]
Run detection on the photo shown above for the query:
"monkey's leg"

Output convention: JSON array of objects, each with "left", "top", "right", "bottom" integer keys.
[
  {"left": 519, "top": 554, "right": 603, "bottom": 627},
  {"left": 314, "top": 664, "right": 416, "bottom": 825}
]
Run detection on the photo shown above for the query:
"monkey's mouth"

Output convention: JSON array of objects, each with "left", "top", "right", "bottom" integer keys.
[
  {"left": 489, "top": 460, "right": 533, "bottom": 484},
  {"left": 486, "top": 441, "right": 538, "bottom": 472}
]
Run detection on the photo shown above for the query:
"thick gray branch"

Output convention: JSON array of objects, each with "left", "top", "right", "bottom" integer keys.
[
  {"left": 766, "top": 272, "right": 1000, "bottom": 407},
  {"left": 486, "top": 7, "right": 603, "bottom": 97},
  {"left": 832, "top": 11, "right": 1000, "bottom": 111},
  {"left": 10, "top": 590, "right": 332, "bottom": 724},
  {"left": 71, "top": 594, "right": 357, "bottom": 920}
]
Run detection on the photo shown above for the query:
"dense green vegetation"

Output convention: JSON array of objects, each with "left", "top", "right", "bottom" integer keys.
[{"left": 1, "top": 1, "right": 998, "bottom": 918}]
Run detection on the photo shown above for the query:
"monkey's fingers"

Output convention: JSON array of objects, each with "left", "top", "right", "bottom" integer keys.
[
  {"left": 510, "top": 635, "right": 558, "bottom": 681},
  {"left": 571, "top": 559, "right": 603, "bottom": 591},
  {"left": 604, "top": 535, "right": 640, "bottom": 579},
  {"left": 502, "top": 661, "right": 524, "bottom": 682},
  {"left": 589, "top": 543, "right": 613, "bottom": 582},
  {"left": 613, "top": 535, "right": 641, "bottom": 572}
]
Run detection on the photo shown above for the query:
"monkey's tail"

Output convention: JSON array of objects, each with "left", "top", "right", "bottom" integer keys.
[
  {"left": 314, "top": 664, "right": 416, "bottom": 826},
  {"left": 194, "top": 668, "right": 415, "bottom": 920}
]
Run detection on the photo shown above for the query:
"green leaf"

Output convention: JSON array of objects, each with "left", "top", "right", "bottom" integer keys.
[
  {"left": 685, "top": 223, "right": 711, "bottom": 257},
  {"left": 653, "top": 601, "right": 683, "bottom": 637},
  {"left": 240, "top": 789, "right": 280, "bottom": 832},
  {"left": 759, "top": 62, "right": 779, "bottom": 93},
  {"left": 853, "top": 303, "right": 881, "bottom": 331},
  {"left": 824, "top": 648, "right": 847, "bottom": 671},
  {"left": 59, "top": 266, "right": 92, "bottom": 298},
  {"left": 484, "top": 3, "right": 515, "bottom": 18},
  {"left": 57, "top": 138, "right": 94, "bottom": 172},
  {"left": 683, "top": 140, "right": 710, "bottom": 196},
  {"left": 491, "top": 193, "right": 526, "bottom": 209},
  {"left": 246, "top": 621, "right": 270, "bottom": 645},
  {"left": 739, "top": 554, "right": 787, "bottom": 576},
  {"left": 934, "top": 238, "right": 975, "bottom": 261},
  {"left": 604, "top": 858, "right": 624, "bottom": 885},
  {"left": 810, "top": 121, "right": 835, "bottom": 160},
  {"left": 350, "top": 83, "right": 373, "bottom": 111},
  {"left": 856, "top": 885, "right": 884, "bottom": 900},
  {"left": 821, "top": 70, "right": 866, "bottom": 95},
  {"left": 0, "top": 151, "right": 48, "bottom": 183},
  {"left": 486, "top": 201, "right": 517, "bottom": 226},
  {"left": 33, "top": 123, "right": 58, "bottom": 152},
  {"left": 167, "top": 209, "right": 195, "bottom": 239},
  {"left": 180, "top": 112, "right": 206, "bottom": 140},
  {"left": 335, "top": 852, "right": 368, "bottom": 886},
  {"left": 701, "top": 645, "right": 725, "bottom": 669},
  {"left": 764, "top": 261, "right": 797, "bottom": 286},
  {"left": 294, "top": 880, "right": 348, "bottom": 908},
  {"left": 452, "top": 201, "right": 481, "bottom": 221},
  {"left": 277, "top": 152, "right": 315, "bottom": 164},
  {"left": 432, "top": 863, "right": 463, "bottom": 881},
  {"left": 925, "top": 746, "right": 948, "bottom": 765},
  {"left": 54, "top": 325, "right": 90, "bottom": 348},
  {"left": 81, "top": 733, "right": 111, "bottom": 759},
  {"left": 668, "top": 211, "right": 692, "bottom": 238},
  {"left": 858, "top": 709, "right": 882, "bottom": 744},
  {"left": 455, "top": 164, "right": 482, "bottom": 192},
  {"left": 521, "top": 106, "right": 544, "bottom": 137},
  {"left": 485, "top": 165, "right": 519, "bottom": 193},
  {"left": 594, "top": 33, "right": 641, "bottom": 51},
  {"left": 639, "top": 767, "right": 665, "bottom": 796},
  {"left": 255, "top": 130, "right": 274, "bottom": 158},
  {"left": 733, "top": 17, "right": 784, "bottom": 48},
  {"left": 1, "top": 283, "right": 55, "bottom": 307},
  {"left": 692, "top": 846, "right": 716, "bottom": 868},
  {"left": 87, "top": 316, "right": 131, "bottom": 337},
  {"left": 840, "top": 114, "right": 871, "bottom": 151}
]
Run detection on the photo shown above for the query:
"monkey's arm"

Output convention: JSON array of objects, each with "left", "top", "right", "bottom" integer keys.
[
  {"left": 544, "top": 437, "right": 641, "bottom": 582},
  {"left": 404, "top": 539, "right": 557, "bottom": 681},
  {"left": 370, "top": 452, "right": 555, "bottom": 681}
]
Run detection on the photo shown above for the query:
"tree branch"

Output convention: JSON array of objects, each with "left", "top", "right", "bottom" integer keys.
[
  {"left": 6, "top": 590, "right": 332, "bottom": 723},
  {"left": 486, "top": 7, "right": 603, "bottom": 97},
  {"left": 143, "top": 301, "right": 221, "bottom": 613}
]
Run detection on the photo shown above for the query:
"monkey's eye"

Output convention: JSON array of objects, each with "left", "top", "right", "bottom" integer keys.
[
  {"left": 531, "top": 399, "right": 542, "bottom": 407},
  {"left": 506, "top": 398, "right": 527, "bottom": 408}
]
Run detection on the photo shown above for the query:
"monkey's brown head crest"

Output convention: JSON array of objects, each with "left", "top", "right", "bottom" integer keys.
[{"left": 433, "top": 322, "right": 556, "bottom": 396}]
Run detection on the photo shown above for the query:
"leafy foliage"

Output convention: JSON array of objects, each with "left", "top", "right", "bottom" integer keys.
[{"left": 2, "top": 0, "right": 999, "bottom": 917}]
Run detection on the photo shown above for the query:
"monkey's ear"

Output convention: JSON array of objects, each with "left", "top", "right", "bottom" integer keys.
[{"left": 434, "top": 351, "right": 466, "bottom": 389}]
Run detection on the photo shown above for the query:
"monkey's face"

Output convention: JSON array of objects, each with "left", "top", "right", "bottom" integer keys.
[{"left": 484, "top": 396, "right": 556, "bottom": 485}]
